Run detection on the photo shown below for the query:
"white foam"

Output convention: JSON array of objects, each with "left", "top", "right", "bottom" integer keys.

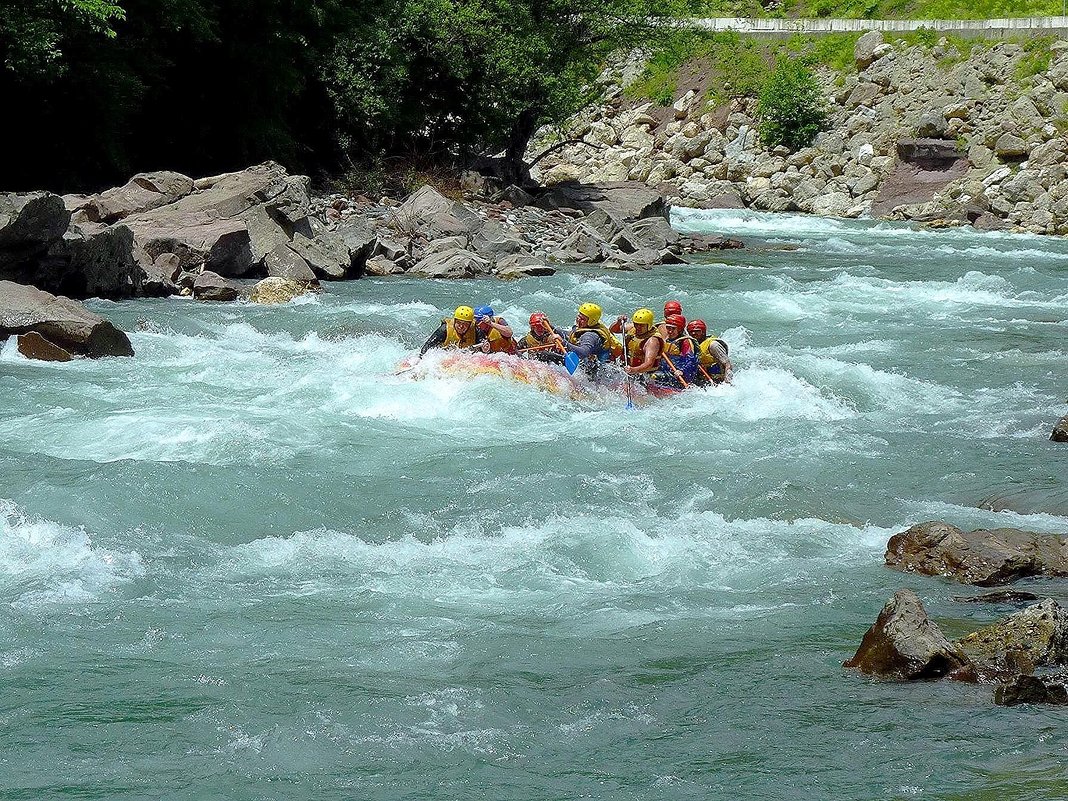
[{"left": 0, "top": 500, "right": 143, "bottom": 607}]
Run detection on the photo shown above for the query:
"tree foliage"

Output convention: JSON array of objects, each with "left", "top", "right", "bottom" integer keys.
[
  {"left": 756, "top": 57, "right": 826, "bottom": 151},
  {"left": 2, "top": 0, "right": 697, "bottom": 191}
]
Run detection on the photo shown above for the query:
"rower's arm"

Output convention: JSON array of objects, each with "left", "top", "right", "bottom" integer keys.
[
  {"left": 634, "top": 338, "right": 661, "bottom": 373},
  {"left": 419, "top": 323, "right": 447, "bottom": 357},
  {"left": 708, "top": 340, "right": 733, "bottom": 382},
  {"left": 565, "top": 330, "right": 601, "bottom": 358}
]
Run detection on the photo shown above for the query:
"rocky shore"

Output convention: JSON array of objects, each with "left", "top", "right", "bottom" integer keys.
[
  {"left": 0, "top": 161, "right": 746, "bottom": 358},
  {"left": 532, "top": 32, "right": 1068, "bottom": 235}
]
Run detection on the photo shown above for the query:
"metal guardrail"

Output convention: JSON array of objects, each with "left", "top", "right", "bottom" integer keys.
[{"left": 688, "top": 15, "right": 1068, "bottom": 36}]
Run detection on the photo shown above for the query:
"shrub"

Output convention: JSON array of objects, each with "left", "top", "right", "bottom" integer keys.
[{"left": 756, "top": 57, "right": 826, "bottom": 150}]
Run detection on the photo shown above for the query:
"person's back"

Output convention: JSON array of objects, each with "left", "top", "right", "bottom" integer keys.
[{"left": 687, "top": 319, "right": 732, "bottom": 384}]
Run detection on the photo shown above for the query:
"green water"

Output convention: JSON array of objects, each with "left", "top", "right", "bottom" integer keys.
[{"left": 1, "top": 209, "right": 1067, "bottom": 800}]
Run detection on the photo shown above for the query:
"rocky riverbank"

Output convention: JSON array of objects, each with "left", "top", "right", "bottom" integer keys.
[{"left": 531, "top": 32, "right": 1068, "bottom": 235}]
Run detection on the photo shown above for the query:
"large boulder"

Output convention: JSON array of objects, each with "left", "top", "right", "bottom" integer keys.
[
  {"left": 885, "top": 521, "right": 1068, "bottom": 586},
  {"left": 0, "top": 193, "right": 71, "bottom": 271},
  {"left": 125, "top": 214, "right": 253, "bottom": 276},
  {"left": 192, "top": 271, "right": 242, "bottom": 302},
  {"left": 411, "top": 248, "right": 490, "bottom": 279},
  {"left": 854, "top": 30, "right": 886, "bottom": 69},
  {"left": 85, "top": 171, "right": 194, "bottom": 223},
  {"left": 843, "top": 589, "right": 973, "bottom": 680},
  {"left": 0, "top": 280, "right": 133, "bottom": 357},
  {"left": 956, "top": 599, "right": 1068, "bottom": 682},
  {"left": 40, "top": 223, "right": 142, "bottom": 298},
  {"left": 247, "top": 277, "right": 314, "bottom": 305},
  {"left": 392, "top": 185, "right": 483, "bottom": 240},
  {"left": 535, "top": 181, "right": 669, "bottom": 221}
]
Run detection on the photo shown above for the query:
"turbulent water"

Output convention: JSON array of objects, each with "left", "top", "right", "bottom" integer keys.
[{"left": 2, "top": 210, "right": 1067, "bottom": 800}]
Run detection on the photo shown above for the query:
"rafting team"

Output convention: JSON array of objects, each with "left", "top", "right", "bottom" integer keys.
[{"left": 419, "top": 300, "right": 732, "bottom": 389}]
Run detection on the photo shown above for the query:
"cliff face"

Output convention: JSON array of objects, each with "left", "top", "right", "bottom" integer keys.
[{"left": 530, "top": 32, "right": 1068, "bottom": 234}]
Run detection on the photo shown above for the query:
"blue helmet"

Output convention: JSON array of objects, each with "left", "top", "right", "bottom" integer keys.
[{"left": 474, "top": 305, "right": 494, "bottom": 321}]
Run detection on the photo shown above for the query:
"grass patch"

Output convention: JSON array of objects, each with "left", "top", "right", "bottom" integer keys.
[
  {"left": 1017, "top": 35, "right": 1055, "bottom": 81},
  {"left": 774, "top": 0, "right": 1064, "bottom": 18}
]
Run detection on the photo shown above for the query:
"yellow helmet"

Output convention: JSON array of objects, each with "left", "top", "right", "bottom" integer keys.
[
  {"left": 632, "top": 308, "right": 655, "bottom": 326},
  {"left": 577, "top": 302, "right": 602, "bottom": 325},
  {"left": 454, "top": 305, "right": 475, "bottom": 322}
]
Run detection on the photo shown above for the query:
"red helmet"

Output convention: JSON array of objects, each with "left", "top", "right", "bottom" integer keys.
[
  {"left": 664, "top": 300, "right": 683, "bottom": 317},
  {"left": 687, "top": 319, "right": 707, "bottom": 339},
  {"left": 529, "top": 312, "right": 550, "bottom": 332},
  {"left": 666, "top": 314, "right": 686, "bottom": 331}
]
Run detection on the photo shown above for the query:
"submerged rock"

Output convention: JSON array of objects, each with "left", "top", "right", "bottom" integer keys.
[
  {"left": 0, "top": 280, "right": 133, "bottom": 357},
  {"left": 953, "top": 590, "right": 1041, "bottom": 605},
  {"left": 192, "top": 271, "right": 242, "bottom": 302},
  {"left": 994, "top": 673, "right": 1068, "bottom": 706},
  {"left": 885, "top": 521, "right": 1068, "bottom": 586},
  {"left": 844, "top": 589, "right": 973, "bottom": 680}
]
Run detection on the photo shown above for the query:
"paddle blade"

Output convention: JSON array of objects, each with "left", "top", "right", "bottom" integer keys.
[{"left": 564, "top": 352, "right": 580, "bottom": 375}]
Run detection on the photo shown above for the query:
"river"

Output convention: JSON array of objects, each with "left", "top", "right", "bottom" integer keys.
[{"left": 2, "top": 209, "right": 1067, "bottom": 799}]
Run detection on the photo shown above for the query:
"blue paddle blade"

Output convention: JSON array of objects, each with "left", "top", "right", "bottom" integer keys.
[{"left": 564, "top": 352, "right": 580, "bottom": 375}]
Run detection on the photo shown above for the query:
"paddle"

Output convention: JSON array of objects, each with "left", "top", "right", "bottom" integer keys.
[
  {"left": 540, "top": 315, "right": 579, "bottom": 376},
  {"left": 620, "top": 317, "right": 635, "bottom": 409}
]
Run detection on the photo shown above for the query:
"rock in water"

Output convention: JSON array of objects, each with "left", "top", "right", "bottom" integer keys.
[
  {"left": 844, "top": 589, "right": 973, "bottom": 680},
  {"left": 247, "top": 277, "right": 312, "bottom": 305},
  {"left": 192, "top": 271, "right": 242, "bottom": 302},
  {"left": 0, "top": 280, "right": 133, "bottom": 357},
  {"left": 885, "top": 521, "right": 1068, "bottom": 586},
  {"left": 956, "top": 599, "right": 1068, "bottom": 682},
  {"left": 17, "top": 331, "right": 72, "bottom": 362},
  {"left": 994, "top": 674, "right": 1068, "bottom": 706},
  {"left": 1052, "top": 415, "right": 1068, "bottom": 443}
]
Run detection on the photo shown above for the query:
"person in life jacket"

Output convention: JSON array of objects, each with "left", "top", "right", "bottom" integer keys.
[
  {"left": 564, "top": 302, "right": 623, "bottom": 376},
  {"left": 518, "top": 312, "right": 567, "bottom": 364},
  {"left": 419, "top": 305, "right": 477, "bottom": 356},
  {"left": 687, "top": 319, "right": 733, "bottom": 385},
  {"left": 473, "top": 305, "right": 518, "bottom": 355},
  {"left": 656, "top": 313, "right": 698, "bottom": 387},
  {"left": 611, "top": 307, "right": 664, "bottom": 377}
]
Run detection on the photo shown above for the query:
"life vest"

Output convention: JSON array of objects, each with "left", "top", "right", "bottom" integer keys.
[
  {"left": 518, "top": 332, "right": 550, "bottom": 350},
  {"left": 663, "top": 334, "right": 697, "bottom": 359},
  {"left": 626, "top": 327, "right": 664, "bottom": 368},
  {"left": 698, "top": 336, "right": 729, "bottom": 377},
  {"left": 443, "top": 318, "right": 477, "bottom": 349},
  {"left": 481, "top": 316, "right": 518, "bottom": 355},
  {"left": 569, "top": 323, "right": 623, "bottom": 362}
]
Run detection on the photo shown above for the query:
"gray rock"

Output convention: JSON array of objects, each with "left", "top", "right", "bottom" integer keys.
[
  {"left": 498, "top": 185, "right": 535, "bottom": 207},
  {"left": 885, "top": 521, "right": 1068, "bottom": 586},
  {"left": 126, "top": 214, "right": 253, "bottom": 277},
  {"left": 843, "top": 589, "right": 973, "bottom": 680},
  {"left": 536, "top": 181, "right": 668, "bottom": 221},
  {"left": 0, "top": 280, "right": 133, "bottom": 357},
  {"left": 629, "top": 217, "right": 681, "bottom": 251},
  {"left": 916, "top": 110, "right": 949, "bottom": 139},
  {"left": 0, "top": 192, "right": 71, "bottom": 273},
  {"left": 897, "top": 138, "right": 961, "bottom": 165},
  {"left": 364, "top": 255, "right": 405, "bottom": 276},
  {"left": 40, "top": 223, "right": 141, "bottom": 298},
  {"left": 496, "top": 254, "right": 556, "bottom": 278},
  {"left": 192, "top": 270, "right": 242, "bottom": 302},
  {"left": 995, "top": 132, "right": 1030, "bottom": 159},
  {"left": 335, "top": 219, "right": 377, "bottom": 274},
  {"left": 394, "top": 185, "right": 483, "bottom": 240},
  {"left": 411, "top": 249, "right": 491, "bottom": 279},
  {"left": 264, "top": 243, "right": 316, "bottom": 282},
  {"left": 289, "top": 217, "right": 351, "bottom": 279},
  {"left": 846, "top": 82, "right": 882, "bottom": 109},
  {"left": 86, "top": 171, "right": 194, "bottom": 223},
  {"left": 141, "top": 252, "right": 181, "bottom": 297},
  {"left": 855, "top": 30, "right": 886, "bottom": 69}
]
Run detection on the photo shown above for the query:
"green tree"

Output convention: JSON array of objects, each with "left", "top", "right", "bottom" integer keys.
[
  {"left": 756, "top": 56, "right": 826, "bottom": 151},
  {"left": 0, "top": 0, "right": 125, "bottom": 76}
]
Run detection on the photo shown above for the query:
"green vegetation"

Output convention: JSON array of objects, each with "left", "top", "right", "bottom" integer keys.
[
  {"left": 0, "top": 0, "right": 703, "bottom": 191},
  {"left": 756, "top": 57, "right": 826, "bottom": 150},
  {"left": 766, "top": 0, "right": 1064, "bottom": 19},
  {"left": 1017, "top": 35, "right": 1055, "bottom": 80}
]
